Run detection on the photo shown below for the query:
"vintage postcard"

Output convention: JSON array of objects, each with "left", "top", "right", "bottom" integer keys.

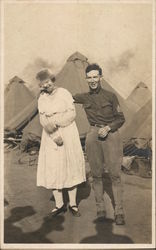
[{"left": 0, "top": 0, "right": 155, "bottom": 249}]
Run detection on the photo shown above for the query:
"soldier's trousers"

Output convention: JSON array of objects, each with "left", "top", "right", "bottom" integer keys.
[{"left": 85, "top": 126, "right": 124, "bottom": 216}]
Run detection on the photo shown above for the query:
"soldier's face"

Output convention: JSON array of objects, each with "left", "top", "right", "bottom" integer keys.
[
  {"left": 39, "top": 78, "right": 55, "bottom": 93},
  {"left": 86, "top": 70, "right": 101, "bottom": 90}
]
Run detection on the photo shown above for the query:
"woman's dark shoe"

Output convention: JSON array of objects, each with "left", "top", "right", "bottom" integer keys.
[
  {"left": 69, "top": 205, "right": 81, "bottom": 217},
  {"left": 51, "top": 204, "right": 67, "bottom": 217}
]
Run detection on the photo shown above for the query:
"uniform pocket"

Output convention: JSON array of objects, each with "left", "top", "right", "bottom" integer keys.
[
  {"left": 101, "top": 102, "right": 112, "bottom": 108},
  {"left": 100, "top": 102, "right": 113, "bottom": 116}
]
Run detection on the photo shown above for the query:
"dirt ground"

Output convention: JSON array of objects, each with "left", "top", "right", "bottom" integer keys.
[{"left": 3, "top": 148, "right": 152, "bottom": 244}]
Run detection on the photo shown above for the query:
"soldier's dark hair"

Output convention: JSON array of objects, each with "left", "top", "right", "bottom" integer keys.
[{"left": 85, "top": 63, "right": 102, "bottom": 76}]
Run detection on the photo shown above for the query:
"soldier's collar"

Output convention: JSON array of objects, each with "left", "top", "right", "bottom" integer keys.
[{"left": 89, "top": 85, "right": 101, "bottom": 95}]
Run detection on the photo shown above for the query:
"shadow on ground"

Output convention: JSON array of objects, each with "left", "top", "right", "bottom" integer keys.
[
  {"left": 80, "top": 218, "right": 133, "bottom": 243},
  {"left": 77, "top": 180, "right": 91, "bottom": 205},
  {"left": 50, "top": 180, "right": 92, "bottom": 207},
  {"left": 4, "top": 206, "right": 65, "bottom": 243}
]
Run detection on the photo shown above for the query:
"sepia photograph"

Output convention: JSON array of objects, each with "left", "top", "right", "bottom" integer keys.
[{"left": 0, "top": 0, "right": 155, "bottom": 249}]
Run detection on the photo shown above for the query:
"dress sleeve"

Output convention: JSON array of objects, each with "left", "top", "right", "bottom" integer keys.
[
  {"left": 38, "top": 96, "right": 56, "bottom": 133},
  {"left": 48, "top": 89, "right": 76, "bottom": 127},
  {"left": 38, "top": 95, "right": 47, "bottom": 114}
]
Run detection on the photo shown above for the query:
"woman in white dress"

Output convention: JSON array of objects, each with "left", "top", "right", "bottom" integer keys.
[{"left": 36, "top": 69, "right": 86, "bottom": 217}]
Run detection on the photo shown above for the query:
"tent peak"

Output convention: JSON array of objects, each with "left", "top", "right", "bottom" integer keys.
[
  {"left": 135, "top": 81, "right": 148, "bottom": 90},
  {"left": 9, "top": 76, "right": 25, "bottom": 84},
  {"left": 67, "top": 52, "right": 88, "bottom": 62}
]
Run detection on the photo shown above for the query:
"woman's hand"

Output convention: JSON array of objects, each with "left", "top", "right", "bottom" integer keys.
[{"left": 44, "top": 123, "right": 57, "bottom": 134}]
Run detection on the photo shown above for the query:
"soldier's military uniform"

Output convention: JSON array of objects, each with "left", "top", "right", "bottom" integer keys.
[{"left": 73, "top": 85, "right": 125, "bottom": 218}]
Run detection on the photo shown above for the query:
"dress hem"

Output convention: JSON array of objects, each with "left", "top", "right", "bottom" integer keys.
[{"left": 37, "top": 179, "right": 86, "bottom": 189}]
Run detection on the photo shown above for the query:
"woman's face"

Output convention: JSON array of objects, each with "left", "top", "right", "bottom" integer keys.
[{"left": 39, "top": 78, "right": 55, "bottom": 94}]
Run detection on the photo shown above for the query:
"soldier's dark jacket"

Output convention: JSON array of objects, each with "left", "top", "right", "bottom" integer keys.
[{"left": 73, "top": 86, "right": 125, "bottom": 132}]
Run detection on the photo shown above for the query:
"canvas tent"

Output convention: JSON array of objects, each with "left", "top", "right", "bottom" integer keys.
[
  {"left": 126, "top": 82, "right": 152, "bottom": 113},
  {"left": 4, "top": 76, "right": 38, "bottom": 132},
  {"left": 20, "top": 114, "right": 42, "bottom": 151},
  {"left": 135, "top": 113, "right": 152, "bottom": 139},
  {"left": 122, "top": 98, "right": 152, "bottom": 140},
  {"left": 121, "top": 97, "right": 152, "bottom": 178}
]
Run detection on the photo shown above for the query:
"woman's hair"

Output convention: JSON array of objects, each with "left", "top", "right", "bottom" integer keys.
[
  {"left": 36, "top": 69, "right": 55, "bottom": 82},
  {"left": 85, "top": 63, "right": 102, "bottom": 76}
]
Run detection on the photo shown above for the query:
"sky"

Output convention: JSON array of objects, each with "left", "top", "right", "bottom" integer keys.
[{"left": 2, "top": 0, "right": 153, "bottom": 98}]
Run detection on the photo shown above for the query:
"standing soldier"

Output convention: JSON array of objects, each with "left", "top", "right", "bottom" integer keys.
[{"left": 73, "top": 63, "right": 125, "bottom": 225}]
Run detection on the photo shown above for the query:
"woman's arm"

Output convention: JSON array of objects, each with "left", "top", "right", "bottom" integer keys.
[
  {"left": 47, "top": 104, "right": 76, "bottom": 128},
  {"left": 39, "top": 113, "right": 57, "bottom": 133},
  {"left": 38, "top": 95, "right": 57, "bottom": 133}
]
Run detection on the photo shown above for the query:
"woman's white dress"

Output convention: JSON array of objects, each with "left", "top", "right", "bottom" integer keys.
[{"left": 37, "top": 87, "right": 86, "bottom": 189}]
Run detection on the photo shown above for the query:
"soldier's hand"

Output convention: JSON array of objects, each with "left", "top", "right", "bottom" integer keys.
[{"left": 98, "top": 126, "right": 111, "bottom": 138}]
